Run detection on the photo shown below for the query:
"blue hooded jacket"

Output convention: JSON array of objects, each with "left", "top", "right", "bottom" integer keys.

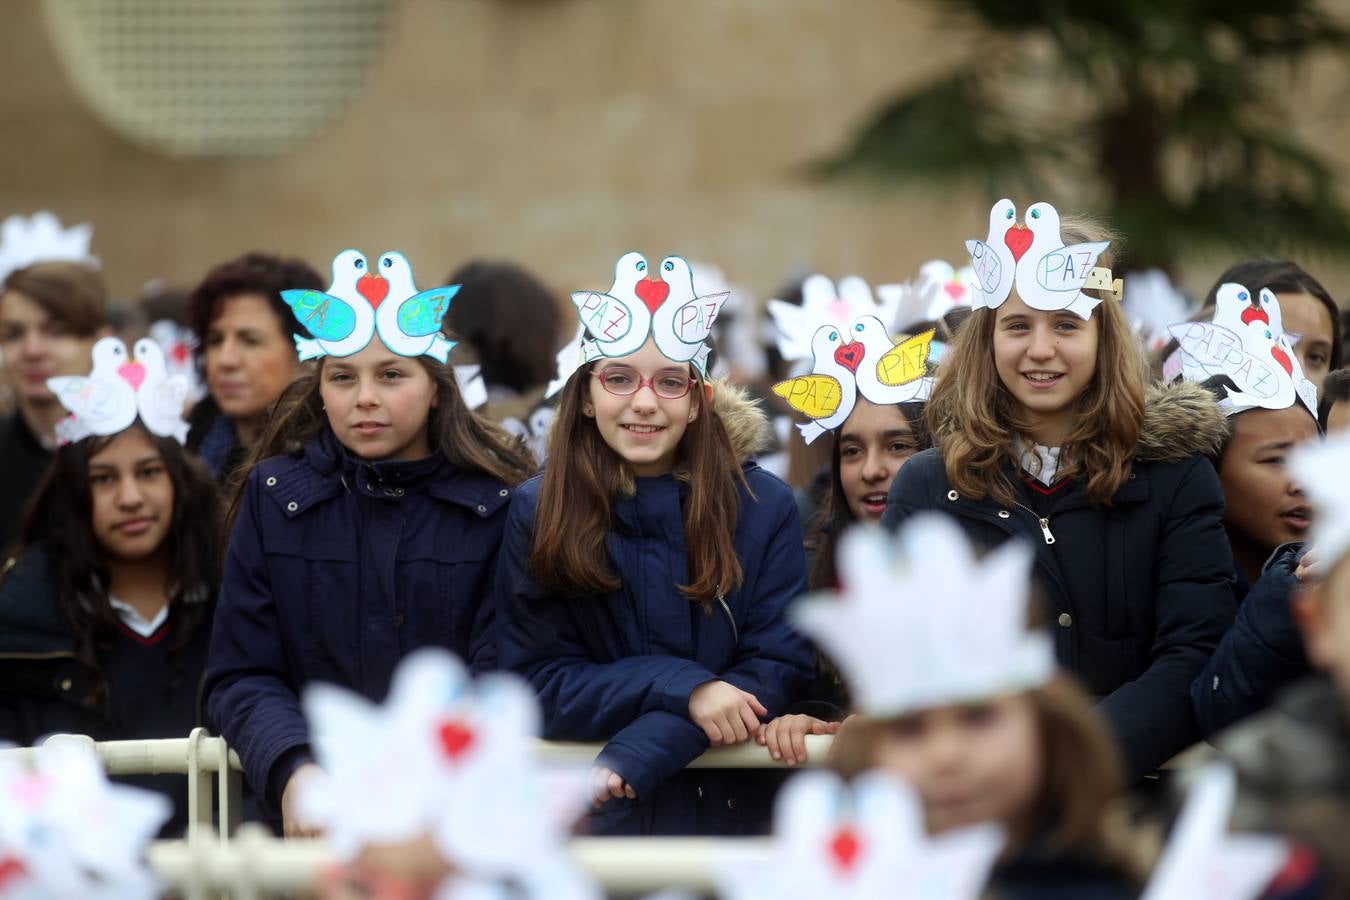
[
  {"left": 203, "top": 428, "right": 514, "bottom": 820},
  {"left": 494, "top": 385, "right": 815, "bottom": 835}
]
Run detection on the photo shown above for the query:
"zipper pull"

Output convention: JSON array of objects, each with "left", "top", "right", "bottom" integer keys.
[{"left": 1038, "top": 517, "right": 1056, "bottom": 545}]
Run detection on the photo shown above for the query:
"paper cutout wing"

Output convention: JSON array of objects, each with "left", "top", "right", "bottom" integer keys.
[
  {"left": 876, "top": 329, "right": 934, "bottom": 387},
  {"left": 283, "top": 289, "right": 359, "bottom": 342},
  {"left": 1168, "top": 321, "right": 1284, "bottom": 401},
  {"left": 398, "top": 285, "right": 461, "bottom": 338},
  {"left": 1033, "top": 241, "right": 1110, "bottom": 297},
  {"left": 773, "top": 374, "right": 845, "bottom": 420},
  {"left": 47, "top": 375, "right": 138, "bottom": 436},
  {"left": 668, "top": 290, "right": 731, "bottom": 345}
]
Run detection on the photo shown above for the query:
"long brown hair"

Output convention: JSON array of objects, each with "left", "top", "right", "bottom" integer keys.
[
  {"left": 926, "top": 216, "right": 1147, "bottom": 508},
  {"left": 833, "top": 675, "right": 1145, "bottom": 877},
  {"left": 528, "top": 362, "right": 746, "bottom": 607},
  {"left": 222, "top": 356, "right": 536, "bottom": 541}
]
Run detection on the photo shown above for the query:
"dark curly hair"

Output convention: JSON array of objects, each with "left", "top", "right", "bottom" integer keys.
[{"left": 187, "top": 252, "right": 323, "bottom": 374}]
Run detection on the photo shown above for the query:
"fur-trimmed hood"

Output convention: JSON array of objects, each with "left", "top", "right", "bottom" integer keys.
[{"left": 1136, "top": 379, "right": 1229, "bottom": 464}]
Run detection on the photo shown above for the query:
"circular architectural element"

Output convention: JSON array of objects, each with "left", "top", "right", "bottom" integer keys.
[{"left": 42, "top": 0, "right": 393, "bottom": 157}]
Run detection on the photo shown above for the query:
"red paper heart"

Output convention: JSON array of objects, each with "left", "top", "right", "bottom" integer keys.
[
  {"left": 357, "top": 274, "right": 390, "bottom": 308},
  {"left": 171, "top": 343, "right": 191, "bottom": 364},
  {"left": 829, "top": 826, "right": 862, "bottom": 871},
  {"left": 834, "top": 341, "right": 864, "bottom": 373},
  {"left": 437, "top": 720, "right": 476, "bottom": 760},
  {"left": 117, "top": 362, "right": 146, "bottom": 390},
  {"left": 635, "top": 278, "right": 670, "bottom": 315},
  {"left": 1004, "top": 225, "right": 1033, "bottom": 262},
  {"left": 1271, "top": 346, "right": 1294, "bottom": 375},
  {"left": 943, "top": 282, "right": 966, "bottom": 300},
  {"left": 1241, "top": 306, "right": 1270, "bottom": 327},
  {"left": 0, "top": 856, "right": 28, "bottom": 889}
]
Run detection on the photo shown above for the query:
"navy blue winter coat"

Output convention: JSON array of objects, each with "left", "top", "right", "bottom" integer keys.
[
  {"left": 882, "top": 382, "right": 1237, "bottom": 782},
  {"left": 1192, "top": 543, "right": 1310, "bottom": 738},
  {"left": 494, "top": 389, "right": 815, "bottom": 835},
  {"left": 203, "top": 428, "right": 513, "bottom": 820}
]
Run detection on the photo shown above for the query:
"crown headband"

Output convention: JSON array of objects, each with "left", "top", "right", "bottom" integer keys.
[
  {"left": 48, "top": 336, "right": 191, "bottom": 445},
  {"left": 772, "top": 315, "right": 934, "bottom": 445},
  {"left": 283, "top": 249, "right": 460, "bottom": 363},
  {"left": 1167, "top": 284, "right": 1318, "bottom": 419},
  {"left": 767, "top": 274, "right": 901, "bottom": 363},
  {"left": 966, "top": 199, "right": 1117, "bottom": 319},
  {"left": 0, "top": 211, "right": 98, "bottom": 283},
  {"left": 569, "top": 252, "right": 729, "bottom": 376}
]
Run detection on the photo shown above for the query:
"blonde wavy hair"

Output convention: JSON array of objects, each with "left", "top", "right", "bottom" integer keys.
[{"left": 926, "top": 215, "right": 1147, "bottom": 508}]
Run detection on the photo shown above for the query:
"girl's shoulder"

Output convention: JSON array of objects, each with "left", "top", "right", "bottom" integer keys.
[{"left": 0, "top": 545, "right": 70, "bottom": 649}]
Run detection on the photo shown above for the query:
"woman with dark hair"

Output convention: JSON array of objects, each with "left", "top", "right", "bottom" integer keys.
[
  {"left": 0, "top": 340, "right": 219, "bottom": 836},
  {"left": 186, "top": 252, "right": 324, "bottom": 481},
  {"left": 1202, "top": 259, "right": 1342, "bottom": 396}
]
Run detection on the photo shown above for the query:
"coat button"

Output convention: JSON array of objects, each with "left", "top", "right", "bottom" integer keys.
[
  {"left": 265, "top": 476, "right": 277, "bottom": 487},
  {"left": 286, "top": 501, "right": 299, "bottom": 512},
  {"left": 392, "top": 488, "right": 405, "bottom": 498},
  {"left": 696, "top": 786, "right": 704, "bottom": 799},
  {"left": 1057, "top": 613, "right": 1073, "bottom": 628},
  {"left": 498, "top": 489, "right": 509, "bottom": 498},
  {"left": 946, "top": 490, "right": 959, "bottom": 501},
  {"left": 998, "top": 510, "right": 1010, "bottom": 518},
  {"left": 59, "top": 678, "right": 72, "bottom": 691},
  {"left": 725, "top": 797, "right": 736, "bottom": 811},
  {"left": 476, "top": 504, "right": 487, "bottom": 514}
]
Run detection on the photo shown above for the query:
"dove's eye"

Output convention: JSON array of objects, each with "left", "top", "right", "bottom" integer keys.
[
  {"left": 382, "top": 257, "right": 393, "bottom": 269},
  {"left": 828, "top": 331, "right": 838, "bottom": 342},
  {"left": 1265, "top": 330, "right": 1273, "bottom": 339},
  {"left": 636, "top": 260, "right": 646, "bottom": 272},
  {"left": 854, "top": 323, "right": 864, "bottom": 333},
  {"left": 1237, "top": 290, "right": 1247, "bottom": 301},
  {"left": 355, "top": 258, "right": 365, "bottom": 270},
  {"left": 1030, "top": 208, "right": 1041, "bottom": 220},
  {"left": 1004, "top": 208, "right": 1014, "bottom": 220},
  {"left": 663, "top": 260, "right": 674, "bottom": 272}
]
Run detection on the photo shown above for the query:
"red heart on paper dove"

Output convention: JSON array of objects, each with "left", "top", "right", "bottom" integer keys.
[
  {"left": 0, "top": 857, "right": 28, "bottom": 890},
  {"left": 635, "top": 278, "right": 670, "bottom": 315},
  {"left": 1271, "top": 346, "right": 1294, "bottom": 375},
  {"left": 357, "top": 274, "right": 390, "bottom": 308},
  {"left": 117, "top": 362, "right": 146, "bottom": 390},
  {"left": 834, "top": 342, "right": 865, "bottom": 373},
  {"left": 943, "top": 281, "right": 967, "bottom": 301},
  {"left": 437, "top": 720, "right": 476, "bottom": 761},
  {"left": 1004, "top": 225, "right": 1033, "bottom": 262},
  {"left": 829, "top": 826, "right": 863, "bottom": 872},
  {"left": 1241, "top": 307, "right": 1270, "bottom": 327}
]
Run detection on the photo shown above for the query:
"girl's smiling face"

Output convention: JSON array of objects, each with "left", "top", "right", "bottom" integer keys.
[
  {"left": 319, "top": 339, "right": 439, "bottom": 462},
  {"left": 993, "top": 292, "right": 1100, "bottom": 446},
  {"left": 870, "top": 694, "right": 1044, "bottom": 834},
  {"left": 837, "top": 400, "right": 920, "bottom": 523},
  {"left": 583, "top": 338, "right": 700, "bottom": 477}
]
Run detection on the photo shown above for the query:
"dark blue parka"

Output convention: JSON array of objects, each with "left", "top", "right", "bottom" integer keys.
[
  {"left": 203, "top": 428, "right": 513, "bottom": 820},
  {"left": 1192, "top": 542, "right": 1310, "bottom": 738},
  {"left": 494, "top": 387, "right": 815, "bottom": 836},
  {"left": 882, "top": 382, "right": 1237, "bottom": 782}
]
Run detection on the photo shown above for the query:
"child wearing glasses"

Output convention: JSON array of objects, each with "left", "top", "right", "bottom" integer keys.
[{"left": 494, "top": 252, "right": 815, "bottom": 835}]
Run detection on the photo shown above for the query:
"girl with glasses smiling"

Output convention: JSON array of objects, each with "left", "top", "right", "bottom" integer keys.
[{"left": 495, "top": 252, "right": 814, "bottom": 836}]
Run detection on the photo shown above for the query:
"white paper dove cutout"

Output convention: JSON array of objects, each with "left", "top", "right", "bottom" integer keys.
[
  {"left": 793, "top": 514, "right": 1054, "bottom": 716},
  {"left": 1168, "top": 284, "right": 1318, "bottom": 419},
  {"left": 877, "top": 259, "right": 978, "bottom": 334},
  {"left": 571, "top": 253, "right": 728, "bottom": 375},
  {"left": 453, "top": 364, "right": 488, "bottom": 410},
  {"left": 1288, "top": 429, "right": 1350, "bottom": 571},
  {"left": 0, "top": 740, "right": 170, "bottom": 899},
  {"left": 692, "top": 261, "right": 766, "bottom": 380},
  {"left": 716, "top": 770, "right": 1003, "bottom": 900},
  {"left": 283, "top": 249, "right": 460, "bottom": 362},
  {"left": 298, "top": 649, "right": 598, "bottom": 900},
  {"left": 1140, "top": 763, "right": 1289, "bottom": 900},
  {"left": 0, "top": 211, "right": 99, "bottom": 283},
  {"left": 772, "top": 315, "right": 934, "bottom": 445},
  {"left": 48, "top": 336, "right": 190, "bottom": 445},
  {"left": 146, "top": 319, "right": 207, "bottom": 405},
  {"left": 1122, "top": 270, "right": 1191, "bottom": 353},
  {"left": 966, "top": 199, "right": 1116, "bottom": 319},
  {"left": 767, "top": 275, "right": 901, "bottom": 363}
]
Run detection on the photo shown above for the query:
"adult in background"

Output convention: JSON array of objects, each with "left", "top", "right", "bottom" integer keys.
[
  {"left": 0, "top": 261, "right": 108, "bottom": 548},
  {"left": 185, "top": 253, "right": 323, "bottom": 482}
]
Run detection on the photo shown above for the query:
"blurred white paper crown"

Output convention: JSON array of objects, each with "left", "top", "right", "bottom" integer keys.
[
  {"left": 1167, "top": 283, "right": 1318, "bottom": 419},
  {"left": 570, "top": 252, "right": 729, "bottom": 376},
  {"left": 767, "top": 274, "right": 900, "bottom": 364},
  {"left": 298, "top": 649, "right": 598, "bottom": 899},
  {"left": 716, "top": 769, "right": 1003, "bottom": 900},
  {"left": 0, "top": 211, "right": 99, "bottom": 283},
  {"left": 0, "top": 739, "right": 169, "bottom": 898},
  {"left": 793, "top": 514, "right": 1054, "bottom": 716},
  {"left": 1288, "top": 429, "right": 1350, "bottom": 571},
  {"left": 876, "top": 259, "right": 978, "bottom": 334},
  {"left": 48, "top": 336, "right": 191, "bottom": 445},
  {"left": 965, "top": 199, "right": 1119, "bottom": 320}
]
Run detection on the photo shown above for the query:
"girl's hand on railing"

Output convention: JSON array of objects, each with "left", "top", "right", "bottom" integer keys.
[
  {"left": 688, "top": 681, "right": 767, "bottom": 746},
  {"left": 590, "top": 766, "right": 636, "bottom": 807},
  {"left": 282, "top": 763, "right": 326, "bottom": 839},
  {"left": 756, "top": 715, "right": 840, "bottom": 766}
]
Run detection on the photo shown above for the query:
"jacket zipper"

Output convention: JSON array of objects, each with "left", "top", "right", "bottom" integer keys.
[
  {"left": 1012, "top": 501, "right": 1056, "bottom": 545},
  {"left": 716, "top": 591, "right": 738, "bottom": 643},
  {"left": 0, "top": 650, "right": 77, "bottom": 661}
]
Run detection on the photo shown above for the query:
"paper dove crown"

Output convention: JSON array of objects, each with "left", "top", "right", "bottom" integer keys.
[
  {"left": 1167, "top": 283, "right": 1319, "bottom": 419},
  {"left": 793, "top": 514, "right": 1055, "bottom": 716},
  {"left": 767, "top": 274, "right": 901, "bottom": 364},
  {"left": 571, "top": 252, "right": 730, "bottom": 375},
  {"left": 0, "top": 211, "right": 99, "bottom": 283},
  {"left": 877, "top": 260, "right": 978, "bottom": 334},
  {"left": 965, "top": 199, "right": 1121, "bottom": 320},
  {"left": 47, "top": 336, "right": 191, "bottom": 445},
  {"left": 298, "top": 648, "right": 597, "bottom": 898},
  {"left": 282, "top": 249, "right": 460, "bottom": 363},
  {"left": 771, "top": 315, "right": 935, "bottom": 445},
  {"left": 1288, "top": 429, "right": 1350, "bottom": 571},
  {"left": 0, "top": 740, "right": 170, "bottom": 898},
  {"left": 716, "top": 770, "right": 1004, "bottom": 900}
]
